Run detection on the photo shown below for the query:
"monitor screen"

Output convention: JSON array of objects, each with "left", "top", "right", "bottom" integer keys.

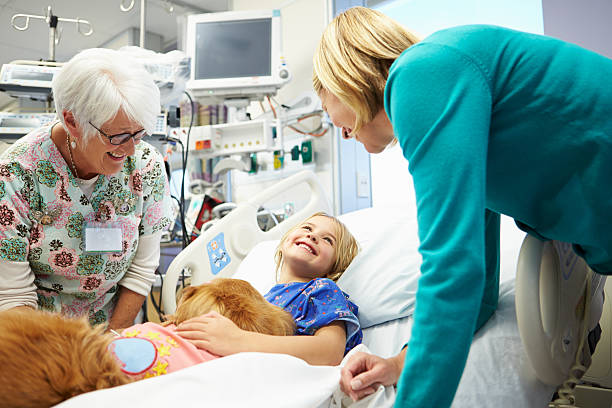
[
  {"left": 11, "top": 70, "right": 55, "bottom": 82},
  {"left": 194, "top": 18, "right": 272, "bottom": 80}
]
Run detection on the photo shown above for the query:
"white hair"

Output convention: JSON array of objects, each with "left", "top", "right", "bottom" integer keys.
[{"left": 52, "top": 48, "right": 160, "bottom": 142}]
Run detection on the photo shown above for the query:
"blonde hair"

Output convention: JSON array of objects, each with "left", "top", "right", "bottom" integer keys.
[
  {"left": 275, "top": 212, "right": 359, "bottom": 282},
  {"left": 313, "top": 6, "right": 420, "bottom": 133}
]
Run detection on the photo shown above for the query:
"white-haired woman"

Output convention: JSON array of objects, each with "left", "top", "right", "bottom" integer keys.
[
  {"left": 0, "top": 48, "right": 172, "bottom": 330},
  {"left": 314, "top": 6, "right": 612, "bottom": 408}
]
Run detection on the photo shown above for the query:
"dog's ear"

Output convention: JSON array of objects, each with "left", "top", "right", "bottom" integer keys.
[{"left": 178, "top": 286, "right": 197, "bottom": 303}]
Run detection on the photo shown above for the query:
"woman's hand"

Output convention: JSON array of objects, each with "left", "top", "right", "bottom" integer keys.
[
  {"left": 339, "top": 348, "right": 405, "bottom": 401},
  {"left": 175, "top": 310, "right": 251, "bottom": 356}
]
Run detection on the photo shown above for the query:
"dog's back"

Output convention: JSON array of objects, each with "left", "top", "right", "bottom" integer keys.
[
  {"left": 0, "top": 308, "right": 131, "bottom": 408},
  {"left": 168, "top": 278, "right": 296, "bottom": 335}
]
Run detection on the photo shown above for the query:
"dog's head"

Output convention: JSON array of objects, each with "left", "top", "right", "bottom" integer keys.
[
  {"left": 0, "top": 308, "right": 131, "bottom": 408},
  {"left": 168, "top": 278, "right": 296, "bottom": 336}
]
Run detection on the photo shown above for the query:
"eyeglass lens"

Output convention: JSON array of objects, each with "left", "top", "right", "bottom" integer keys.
[{"left": 110, "top": 130, "right": 147, "bottom": 145}]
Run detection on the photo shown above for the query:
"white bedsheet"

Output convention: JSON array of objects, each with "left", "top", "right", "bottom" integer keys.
[
  {"left": 57, "top": 345, "right": 394, "bottom": 408},
  {"left": 363, "top": 280, "right": 555, "bottom": 407}
]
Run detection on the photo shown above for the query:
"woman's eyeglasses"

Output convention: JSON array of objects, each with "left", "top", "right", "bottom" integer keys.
[{"left": 89, "top": 122, "right": 148, "bottom": 145}]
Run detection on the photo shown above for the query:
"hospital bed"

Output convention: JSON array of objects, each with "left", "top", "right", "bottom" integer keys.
[{"left": 57, "top": 170, "right": 612, "bottom": 407}]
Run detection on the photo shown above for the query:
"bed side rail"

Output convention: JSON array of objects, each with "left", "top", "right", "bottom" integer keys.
[{"left": 161, "top": 170, "right": 331, "bottom": 314}]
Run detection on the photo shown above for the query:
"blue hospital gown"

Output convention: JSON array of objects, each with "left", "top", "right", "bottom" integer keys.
[{"left": 264, "top": 278, "right": 362, "bottom": 354}]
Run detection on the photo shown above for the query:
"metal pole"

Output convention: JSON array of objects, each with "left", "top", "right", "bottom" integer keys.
[
  {"left": 48, "top": 13, "right": 58, "bottom": 61},
  {"left": 140, "top": 0, "right": 146, "bottom": 48}
]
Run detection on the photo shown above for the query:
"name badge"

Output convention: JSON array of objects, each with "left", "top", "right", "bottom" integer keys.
[{"left": 83, "top": 223, "right": 123, "bottom": 254}]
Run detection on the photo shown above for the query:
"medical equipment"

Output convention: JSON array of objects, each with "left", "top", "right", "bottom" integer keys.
[
  {"left": 11, "top": 6, "right": 93, "bottom": 62},
  {"left": 0, "top": 62, "right": 61, "bottom": 101},
  {"left": 185, "top": 10, "right": 291, "bottom": 100},
  {"left": 168, "top": 91, "right": 326, "bottom": 159},
  {"left": 168, "top": 119, "right": 275, "bottom": 157},
  {"left": 0, "top": 113, "right": 56, "bottom": 141}
]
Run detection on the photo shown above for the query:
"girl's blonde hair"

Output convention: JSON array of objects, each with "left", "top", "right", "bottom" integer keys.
[
  {"left": 313, "top": 6, "right": 420, "bottom": 133},
  {"left": 275, "top": 212, "right": 359, "bottom": 282}
]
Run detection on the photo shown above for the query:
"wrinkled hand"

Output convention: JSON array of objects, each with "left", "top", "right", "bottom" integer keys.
[
  {"left": 340, "top": 351, "right": 404, "bottom": 402},
  {"left": 175, "top": 311, "right": 250, "bottom": 356}
]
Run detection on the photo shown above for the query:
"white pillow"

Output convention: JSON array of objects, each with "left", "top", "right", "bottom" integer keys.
[
  {"left": 233, "top": 240, "right": 279, "bottom": 295},
  {"left": 337, "top": 206, "right": 421, "bottom": 328},
  {"left": 233, "top": 205, "right": 423, "bottom": 329}
]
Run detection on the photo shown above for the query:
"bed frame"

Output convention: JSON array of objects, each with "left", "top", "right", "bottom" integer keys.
[
  {"left": 161, "top": 170, "right": 330, "bottom": 314},
  {"left": 516, "top": 235, "right": 612, "bottom": 406},
  {"left": 578, "top": 280, "right": 612, "bottom": 406}
]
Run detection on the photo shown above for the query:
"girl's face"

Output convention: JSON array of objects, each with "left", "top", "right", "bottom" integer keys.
[
  {"left": 320, "top": 90, "right": 395, "bottom": 154},
  {"left": 280, "top": 216, "right": 338, "bottom": 282}
]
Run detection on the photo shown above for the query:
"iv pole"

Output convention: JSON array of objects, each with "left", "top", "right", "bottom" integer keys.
[
  {"left": 120, "top": 0, "right": 148, "bottom": 48},
  {"left": 120, "top": 0, "right": 210, "bottom": 50},
  {"left": 11, "top": 6, "right": 93, "bottom": 62}
]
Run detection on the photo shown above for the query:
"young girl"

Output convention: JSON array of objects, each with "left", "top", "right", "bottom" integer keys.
[{"left": 176, "top": 212, "right": 362, "bottom": 366}]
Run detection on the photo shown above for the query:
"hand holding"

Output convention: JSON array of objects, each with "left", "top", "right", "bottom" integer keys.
[{"left": 339, "top": 350, "right": 404, "bottom": 401}]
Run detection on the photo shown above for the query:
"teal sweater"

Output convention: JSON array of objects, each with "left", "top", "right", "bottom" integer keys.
[{"left": 385, "top": 25, "right": 612, "bottom": 407}]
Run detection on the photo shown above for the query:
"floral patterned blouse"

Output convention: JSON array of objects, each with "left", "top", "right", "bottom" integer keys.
[{"left": 0, "top": 125, "right": 172, "bottom": 325}]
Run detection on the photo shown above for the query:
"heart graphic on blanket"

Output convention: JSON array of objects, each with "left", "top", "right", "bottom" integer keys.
[{"left": 109, "top": 337, "right": 157, "bottom": 375}]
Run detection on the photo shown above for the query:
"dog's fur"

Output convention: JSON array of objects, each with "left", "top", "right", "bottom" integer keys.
[
  {"left": 167, "top": 278, "right": 295, "bottom": 335},
  {"left": 0, "top": 278, "right": 295, "bottom": 408}
]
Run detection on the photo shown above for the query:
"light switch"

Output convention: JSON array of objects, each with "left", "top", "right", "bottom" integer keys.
[{"left": 357, "top": 172, "right": 370, "bottom": 198}]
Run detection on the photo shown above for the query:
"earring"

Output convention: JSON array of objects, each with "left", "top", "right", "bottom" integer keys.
[{"left": 71, "top": 140, "right": 76, "bottom": 149}]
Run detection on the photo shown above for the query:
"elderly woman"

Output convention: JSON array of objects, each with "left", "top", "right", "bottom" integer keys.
[
  {"left": 313, "top": 7, "right": 612, "bottom": 408},
  {"left": 0, "top": 48, "right": 172, "bottom": 330}
]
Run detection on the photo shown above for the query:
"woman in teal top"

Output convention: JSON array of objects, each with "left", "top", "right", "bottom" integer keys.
[{"left": 313, "top": 6, "right": 612, "bottom": 408}]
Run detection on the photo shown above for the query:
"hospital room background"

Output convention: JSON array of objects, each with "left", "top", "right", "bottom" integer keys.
[{"left": 1, "top": 0, "right": 612, "bottom": 407}]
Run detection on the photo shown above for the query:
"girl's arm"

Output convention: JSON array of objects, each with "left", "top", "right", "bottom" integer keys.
[{"left": 176, "top": 311, "right": 347, "bottom": 366}]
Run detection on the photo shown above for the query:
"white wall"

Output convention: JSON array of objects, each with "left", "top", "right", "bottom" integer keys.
[{"left": 229, "top": 0, "right": 335, "bottom": 215}]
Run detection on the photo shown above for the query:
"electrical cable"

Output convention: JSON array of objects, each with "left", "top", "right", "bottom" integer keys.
[
  {"left": 181, "top": 90, "right": 194, "bottom": 249},
  {"left": 267, "top": 95, "right": 277, "bottom": 118},
  {"left": 287, "top": 124, "right": 328, "bottom": 137},
  {"left": 165, "top": 137, "right": 188, "bottom": 245}
]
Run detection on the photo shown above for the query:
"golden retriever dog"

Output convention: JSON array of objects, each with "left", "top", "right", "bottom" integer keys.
[
  {"left": 167, "top": 277, "right": 295, "bottom": 335},
  {"left": 0, "top": 278, "right": 295, "bottom": 408}
]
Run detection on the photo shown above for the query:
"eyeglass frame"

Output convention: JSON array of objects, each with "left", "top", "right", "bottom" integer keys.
[{"left": 88, "top": 121, "right": 148, "bottom": 146}]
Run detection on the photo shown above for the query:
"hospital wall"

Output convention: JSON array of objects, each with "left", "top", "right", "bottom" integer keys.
[
  {"left": 228, "top": 0, "right": 337, "bottom": 216},
  {"left": 542, "top": 0, "right": 612, "bottom": 59}
]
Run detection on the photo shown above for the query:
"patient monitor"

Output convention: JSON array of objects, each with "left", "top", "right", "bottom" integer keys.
[{"left": 185, "top": 9, "right": 291, "bottom": 101}]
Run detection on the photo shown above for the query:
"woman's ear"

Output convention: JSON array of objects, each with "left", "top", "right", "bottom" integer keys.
[{"left": 63, "top": 111, "right": 80, "bottom": 139}]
